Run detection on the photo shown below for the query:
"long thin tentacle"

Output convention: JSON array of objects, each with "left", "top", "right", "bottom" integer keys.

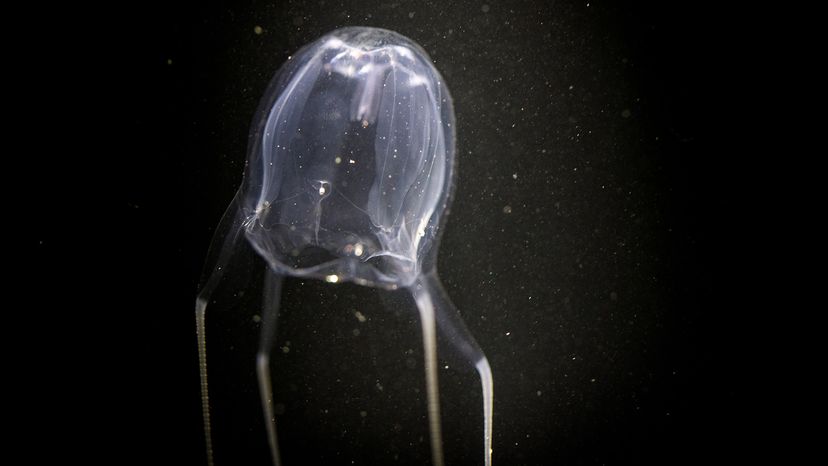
[
  {"left": 412, "top": 284, "right": 445, "bottom": 466},
  {"left": 257, "top": 267, "right": 285, "bottom": 466},
  {"left": 414, "top": 272, "right": 494, "bottom": 466},
  {"left": 195, "top": 194, "right": 245, "bottom": 466}
]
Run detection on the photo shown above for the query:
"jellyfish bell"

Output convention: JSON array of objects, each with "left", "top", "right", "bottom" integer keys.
[{"left": 240, "top": 27, "right": 456, "bottom": 289}]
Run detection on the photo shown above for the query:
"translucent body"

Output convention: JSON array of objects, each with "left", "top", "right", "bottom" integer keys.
[
  {"left": 196, "top": 28, "right": 492, "bottom": 466},
  {"left": 241, "top": 28, "right": 452, "bottom": 287}
]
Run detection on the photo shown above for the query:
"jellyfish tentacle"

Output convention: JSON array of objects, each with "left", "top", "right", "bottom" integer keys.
[
  {"left": 257, "top": 267, "right": 285, "bottom": 466},
  {"left": 195, "top": 193, "right": 246, "bottom": 466},
  {"left": 411, "top": 282, "right": 445, "bottom": 466},
  {"left": 415, "top": 271, "right": 494, "bottom": 466}
]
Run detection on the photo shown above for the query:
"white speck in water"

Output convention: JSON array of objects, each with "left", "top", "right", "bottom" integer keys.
[
  {"left": 506, "top": 332, "right": 511, "bottom": 336},
  {"left": 319, "top": 185, "right": 327, "bottom": 195},
  {"left": 354, "top": 311, "right": 366, "bottom": 322},
  {"left": 253, "top": 25, "right": 264, "bottom": 35},
  {"left": 252, "top": 315, "right": 261, "bottom": 323},
  {"left": 354, "top": 243, "right": 364, "bottom": 257},
  {"left": 349, "top": 159, "right": 356, "bottom": 164},
  {"left": 512, "top": 173, "right": 518, "bottom": 179},
  {"left": 537, "top": 390, "right": 542, "bottom": 396},
  {"left": 325, "top": 274, "right": 339, "bottom": 283},
  {"left": 408, "top": 11, "right": 415, "bottom": 18},
  {"left": 503, "top": 205, "right": 512, "bottom": 214},
  {"left": 281, "top": 346, "right": 290, "bottom": 353},
  {"left": 335, "top": 156, "right": 342, "bottom": 164}
]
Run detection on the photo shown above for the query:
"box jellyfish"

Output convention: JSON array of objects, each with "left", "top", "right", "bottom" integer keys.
[{"left": 195, "top": 27, "right": 493, "bottom": 466}]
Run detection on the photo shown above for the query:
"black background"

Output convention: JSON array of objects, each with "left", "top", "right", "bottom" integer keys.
[{"left": 30, "top": 1, "right": 756, "bottom": 465}]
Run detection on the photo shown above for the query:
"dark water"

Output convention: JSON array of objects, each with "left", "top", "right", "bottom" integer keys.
[{"left": 37, "top": 1, "right": 750, "bottom": 465}]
